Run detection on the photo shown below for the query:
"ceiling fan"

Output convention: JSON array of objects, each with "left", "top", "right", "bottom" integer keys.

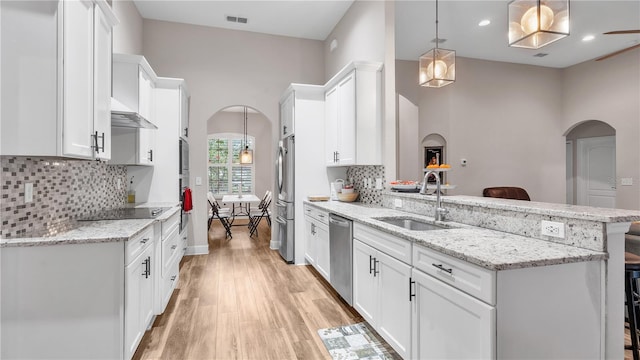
[{"left": 595, "top": 30, "right": 640, "bottom": 61}]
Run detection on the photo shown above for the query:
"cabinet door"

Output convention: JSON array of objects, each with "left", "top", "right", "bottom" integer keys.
[
  {"left": 280, "top": 91, "right": 294, "bottom": 138},
  {"left": 353, "top": 239, "right": 377, "bottom": 326},
  {"left": 304, "top": 216, "right": 316, "bottom": 266},
  {"left": 180, "top": 85, "right": 189, "bottom": 138},
  {"left": 93, "top": 4, "right": 111, "bottom": 160},
  {"left": 324, "top": 86, "right": 338, "bottom": 165},
  {"left": 336, "top": 71, "right": 356, "bottom": 165},
  {"left": 139, "top": 246, "right": 155, "bottom": 334},
  {"left": 315, "top": 221, "right": 330, "bottom": 281},
  {"left": 411, "top": 268, "right": 496, "bottom": 360},
  {"left": 125, "top": 253, "right": 144, "bottom": 359},
  {"left": 138, "top": 67, "right": 154, "bottom": 122},
  {"left": 62, "top": 0, "right": 94, "bottom": 158},
  {"left": 138, "top": 128, "right": 156, "bottom": 165},
  {"left": 377, "top": 251, "right": 412, "bottom": 359}
]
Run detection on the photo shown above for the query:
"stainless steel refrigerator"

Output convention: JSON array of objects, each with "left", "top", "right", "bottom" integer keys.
[{"left": 276, "top": 136, "right": 295, "bottom": 263}]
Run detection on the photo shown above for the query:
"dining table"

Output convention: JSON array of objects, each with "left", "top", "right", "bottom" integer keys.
[{"left": 221, "top": 194, "right": 261, "bottom": 225}]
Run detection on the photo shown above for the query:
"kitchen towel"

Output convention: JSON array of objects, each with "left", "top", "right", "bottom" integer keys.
[{"left": 183, "top": 187, "right": 193, "bottom": 212}]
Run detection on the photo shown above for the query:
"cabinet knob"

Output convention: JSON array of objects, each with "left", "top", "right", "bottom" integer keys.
[{"left": 171, "top": 245, "right": 177, "bottom": 250}]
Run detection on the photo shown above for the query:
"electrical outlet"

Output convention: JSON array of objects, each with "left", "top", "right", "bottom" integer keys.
[
  {"left": 622, "top": 178, "right": 633, "bottom": 186},
  {"left": 375, "top": 178, "right": 383, "bottom": 189},
  {"left": 117, "top": 178, "right": 122, "bottom": 190},
  {"left": 195, "top": 177, "right": 202, "bottom": 186},
  {"left": 25, "top": 183, "right": 33, "bottom": 203},
  {"left": 394, "top": 198, "right": 403, "bottom": 208},
  {"left": 541, "top": 220, "right": 565, "bottom": 238}
]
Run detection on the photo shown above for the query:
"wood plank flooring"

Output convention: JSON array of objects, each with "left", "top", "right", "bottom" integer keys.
[{"left": 133, "top": 219, "right": 362, "bottom": 359}]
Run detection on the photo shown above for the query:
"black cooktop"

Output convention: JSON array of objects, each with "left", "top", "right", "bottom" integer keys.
[{"left": 79, "top": 207, "right": 170, "bottom": 221}]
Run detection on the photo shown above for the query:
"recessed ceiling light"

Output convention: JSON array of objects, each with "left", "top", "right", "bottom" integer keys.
[
  {"left": 582, "top": 35, "right": 595, "bottom": 42},
  {"left": 478, "top": 19, "right": 491, "bottom": 27}
]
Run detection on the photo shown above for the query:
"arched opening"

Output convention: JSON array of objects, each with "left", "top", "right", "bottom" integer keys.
[
  {"left": 565, "top": 120, "right": 616, "bottom": 207},
  {"left": 206, "top": 105, "right": 273, "bottom": 202}
]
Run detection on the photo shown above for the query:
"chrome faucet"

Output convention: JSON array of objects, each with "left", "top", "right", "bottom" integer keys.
[{"left": 420, "top": 171, "right": 449, "bottom": 221}]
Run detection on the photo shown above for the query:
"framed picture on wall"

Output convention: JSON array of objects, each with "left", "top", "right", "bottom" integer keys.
[{"left": 424, "top": 146, "right": 444, "bottom": 184}]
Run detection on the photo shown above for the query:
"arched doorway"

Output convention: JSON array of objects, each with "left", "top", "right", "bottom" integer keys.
[
  {"left": 565, "top": 120, "right": 616, "bottom": 207},
  {"left": 206, "top": 105, "right": 273, "bottom": 203}
]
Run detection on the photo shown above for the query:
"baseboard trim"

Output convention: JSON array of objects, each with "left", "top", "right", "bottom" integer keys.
[{"left": 185, "top": 245, "right": 209, "bottom": 256}]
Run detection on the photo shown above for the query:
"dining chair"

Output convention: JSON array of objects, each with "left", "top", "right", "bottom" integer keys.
[
  {"left": 208, "top": 192, "right": 232, "bottom": 239},
  {"left": 248, "top": 191, "right": 272, "bottom": 237}
]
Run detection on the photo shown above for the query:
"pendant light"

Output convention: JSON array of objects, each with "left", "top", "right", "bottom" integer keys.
[
  {"left": 419, "top": 0, "right": 455, "bottom": 88},
  {"left": 508, "top": 0, "right": 570, "bottom": 49},
  {"left": 240, "top": 106, "right": 253, "bottom": 164}
]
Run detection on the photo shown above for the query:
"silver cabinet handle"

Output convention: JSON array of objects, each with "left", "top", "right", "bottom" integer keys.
[{"left": 432, "top": 263, "right": 453, "bottom": 274}]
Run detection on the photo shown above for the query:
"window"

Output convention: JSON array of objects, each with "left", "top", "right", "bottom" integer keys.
[{"left": 208, "top": 133, "right": 255, "bottom": 195}]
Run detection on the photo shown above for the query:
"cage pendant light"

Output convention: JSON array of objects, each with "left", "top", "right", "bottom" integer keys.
[
  {"left": 508, "top": 0, "right": 570, "bottom": 49},
  {"left": 240, "top": 106, "right": 253, "bottom": 164},
  {"left": 419, "top": 0, "right": 455, "bottom": 88}
]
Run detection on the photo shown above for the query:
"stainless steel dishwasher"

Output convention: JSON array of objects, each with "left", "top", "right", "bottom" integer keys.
[{"left": 329, "top": 213, "right": 353, "bottom": 305}]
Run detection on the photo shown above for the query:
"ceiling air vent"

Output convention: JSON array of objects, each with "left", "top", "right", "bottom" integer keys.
[
  {"left": 226, "top": 15, "right": 248, "bottom": 24},
  {"left": 533, "top": 53, "right": 549, "bottom": 57}
]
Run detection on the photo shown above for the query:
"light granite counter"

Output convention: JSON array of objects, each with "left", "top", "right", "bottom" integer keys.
[
  {"left": 0, "top": 204, "right": 181, "bottom": 248},
  {"left": 304, "top": 200, "right": 607, "bottom": 271}
]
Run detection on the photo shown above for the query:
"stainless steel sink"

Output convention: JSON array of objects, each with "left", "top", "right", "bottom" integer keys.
[{"left": 373, "top": 217, "right": 448, "bottom": 231}]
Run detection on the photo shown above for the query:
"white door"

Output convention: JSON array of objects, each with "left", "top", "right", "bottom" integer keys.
[
  {"left": 325, "top": 86, "right": 339, "bottom": 165},
  {"left": 62, "top": 0, "right": 94, "bottom": 158},
  {"left": 315, "top": 221, "right": 330, "bottom": 281},
  {"left": 93, "top": 4, "right": 112, "bottom": 160},
  {"left": 353, "top": 240, "right": 377, "bottom": 325},
  {"left": 412, "top": 268, "right": 496, "bottom": 359},
  {"left": 377, "top": 251, "right": 412, "bottom": 359},
  {"left": 577, "top": 136, "right": 616, "bottom": 208},
  {"left": 304, "top": 217, "right": 316, "bottom": 266},
  {"left": 336, "top": 71, "right": 356, "bottom": 165}
]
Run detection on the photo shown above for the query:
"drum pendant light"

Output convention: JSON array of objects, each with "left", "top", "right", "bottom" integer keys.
[
  {"left": 240, "top": 106, "right": 253, "bottom": 164},
  {"left": 508, "top": 0, "right": 570, "bottom": 49},
  {"left": 419, "top": 0, "right": 456, "bottom": 88}
]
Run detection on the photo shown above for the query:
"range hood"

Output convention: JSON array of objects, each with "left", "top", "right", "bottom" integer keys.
[{"left": 111, "top": 98, "right": 157, "bottom": 129}]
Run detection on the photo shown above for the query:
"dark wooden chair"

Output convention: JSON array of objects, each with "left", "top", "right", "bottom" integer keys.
[{"left": 482, "top": 187, "right": 531, "bottom": 201}]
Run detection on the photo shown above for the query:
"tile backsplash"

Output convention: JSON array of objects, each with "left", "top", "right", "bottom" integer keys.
[
  {"left": 1, "top": 157, "right": 127, "bottom": 238},
  {"left": 346, "top": 165, "right": 385, "bottom": 205}
]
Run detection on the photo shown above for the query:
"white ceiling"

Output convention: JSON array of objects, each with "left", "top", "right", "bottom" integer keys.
[{"left": 133, "top": 0, "right": 640, "bottom": 68}]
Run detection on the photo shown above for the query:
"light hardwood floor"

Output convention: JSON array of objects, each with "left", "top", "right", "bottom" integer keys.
[{"left": 133, "top": 219, "right": 363, "bottom": 359}]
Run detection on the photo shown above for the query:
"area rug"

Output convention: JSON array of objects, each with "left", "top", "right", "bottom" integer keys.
[{"left": 317, "top": 322, "right": 400, "bottom": 360}]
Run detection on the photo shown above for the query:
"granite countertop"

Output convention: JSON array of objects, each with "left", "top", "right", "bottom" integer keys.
[
  {"left": 389, "top": 192, "right": 640, "bottom": 223},
  {"left": 304, "top": 200, "right": 607, "bottom": 271},
  {"left": 0, "top": 204, "right": 181, "bottom": 248}
]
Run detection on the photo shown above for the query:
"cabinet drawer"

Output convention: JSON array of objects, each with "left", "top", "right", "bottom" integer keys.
[
  {"left": 354, "top": 223, "right": 411, "bottom": 264},
  {"left": 126, "top": 225, "right": 154, "bottom": 265},
  {"left": 413, "top": 244, "right": 496, "bottom": 305},
  {"left": 303, "top": 205, "right": 328, "bottom": 225},
  {"left": 162, "top": 226, "right": 180, "bottom": 276},
  {"left": 162, "top": 211, "right": 180, "bottom": 239}
]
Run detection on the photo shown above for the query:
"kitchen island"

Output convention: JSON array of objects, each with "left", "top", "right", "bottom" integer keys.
[{"left": 305, "top": 193, "right": 640, "bottom": 359}]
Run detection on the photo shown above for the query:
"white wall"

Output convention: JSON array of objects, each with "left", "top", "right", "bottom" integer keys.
[
  {"left": 206, "top": 110, "right": 272, "bottom": 201},
  {"left": 417, "top": 57, "right": 566, "bottom": 203},
  {"left": 562, "top": 49, "right": 640, "bottom": 210},
  {"left": 398, "top": 48, "right": 640, "bottom": 210},
  {"left": 140, "top": 19, "right": 325, "bottom": 252},
  {"left": 324, "top": 0, "right": 385, "bottom": 80},
  {"left": 111, "top": 0, "right": 142, "bottom": 54}
]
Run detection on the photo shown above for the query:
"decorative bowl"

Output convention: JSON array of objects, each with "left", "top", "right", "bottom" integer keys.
[{"left": 337, "top": 192, "right": 359, "bottom": 202}]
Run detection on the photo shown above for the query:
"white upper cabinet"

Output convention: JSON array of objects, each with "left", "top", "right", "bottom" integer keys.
[
  {"left": 0, "top": 0, "right": 118, "bottom": 159},
  {"left": 324, "top": 62, "right": 383, "bottom": 167},
  {"left": 280, "top": 91, "right": 295, "bottom": 139},
  {"left": 180, "top": 85, "right": 190, "bottom": 139},
  {"left": 110, "top": 54, "right": 160, "bottom": 166}
]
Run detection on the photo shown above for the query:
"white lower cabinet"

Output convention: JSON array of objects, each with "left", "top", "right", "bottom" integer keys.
[
  {"left": 125, "top": 241, "right": 154, "bottom": 360},
  {"left": 411, "top": 267, "right": 495, "bottom": 359},
  {"left": 353, "top": 236, "right": 412, "bottom": 359},
  {"left": 303, "top": 205, "right": 330, "bottom": 281}
]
